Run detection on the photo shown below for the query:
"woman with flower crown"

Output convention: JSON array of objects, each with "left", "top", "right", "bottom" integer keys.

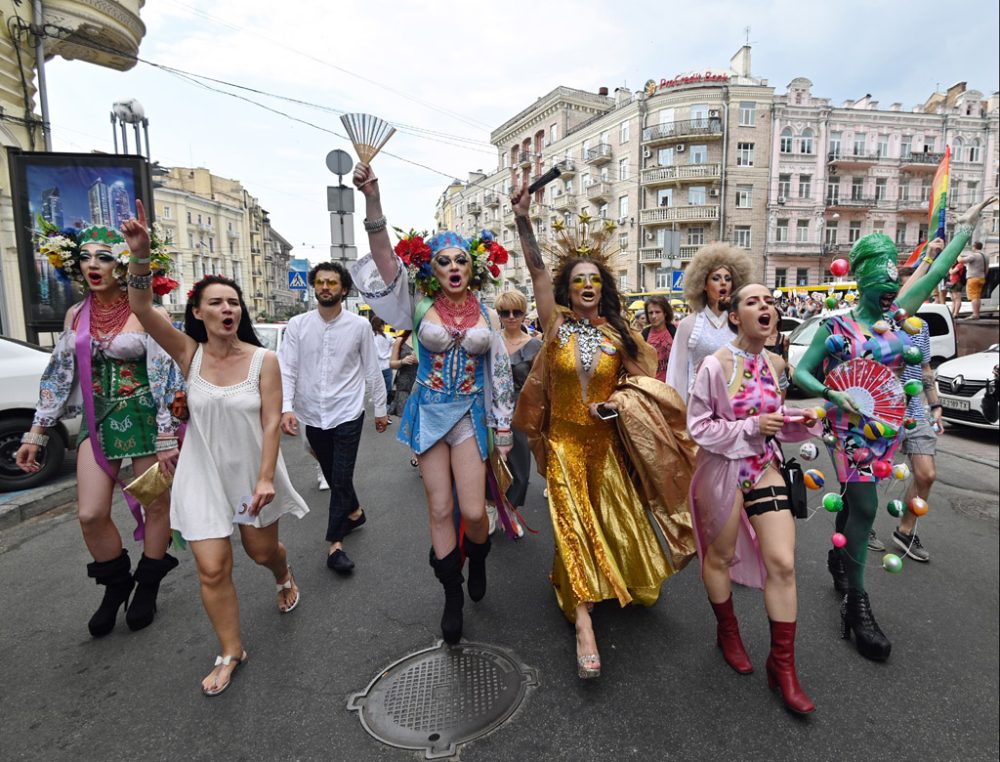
[
  {"left": 351, "top": 162, "right": 515, "bottom": 645},
  {"left": 16, "top": 217, "right": 184, "bottom": 639}
]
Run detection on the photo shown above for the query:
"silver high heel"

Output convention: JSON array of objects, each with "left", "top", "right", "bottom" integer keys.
[{"left": 577, "top": 654, "right": 601, "bottom": 679}]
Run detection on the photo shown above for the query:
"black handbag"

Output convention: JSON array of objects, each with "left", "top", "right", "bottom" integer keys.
[{"left": 781, "top": 457, "right": 809, "bottom": 519}]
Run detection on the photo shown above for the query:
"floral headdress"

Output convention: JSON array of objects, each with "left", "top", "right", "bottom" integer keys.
[
  {"left": 37, "top": 214, "right": 179, "bottom": 296},
  {"left": 392, "top": 227, "right": 509, "bottom": 296}
]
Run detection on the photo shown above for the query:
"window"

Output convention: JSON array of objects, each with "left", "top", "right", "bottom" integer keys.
[
  {"left": 877, "top": 134, "right": 889, "bottom": 157},
  {"left": 967, "top": 180, "right": 979, "bottom": 200},
  {"left": 659, "top": 108, "right": 675, "bottom": 125},
  {"left": 775, "top": 268, "right": 788, "bottom": 288},
  {"left": 657, "top": 188, "right": 673, "bottom": 207},
  {"left": 689, "top": 186, "right": 706, "bottom": 205},
  {"left": 799, "top": 129, "right": 814, "bottom": 155},
  {"left": 734, "top": 226, "right": 752, "bottom": 248},
  {"left": 599, "top": 166, "right": 609, "bottom": 182},
  {"left": 898, "top": 181, "right": 910, "bottom": 201},
  {"left": 895, "top": 224, "right": 908, "bottom": 245},
  {"left": 900, "top": 135, "right": 912, "bottom": 158},
  {"left": 187, "top": 211, "right": 192, "bottom": 224},
  {"left": 598, "top": 202, "right": 609, "bottom": 218},
  {"left": 619, "top": 158, "right": 629, "bottom": 181},
  {"left": 825, "top": 225, "right": 838, "bottom": 245},
  {"left": 796, "top": 268, "right": 809, "bottom": 286},
  {"left": 162, "top": 205, "right": 172, "bottom": 219},
  {"left": 549, "top": 123, "right": 559, "bottom": 144},
  {"left": 969, "top": 139, "right": 981, "bottom": 162},
  {"left": 873, "top": 221, "right": 885, "bottom": 235},
  {"left": 736, "top": 184, "right": 753, "bottom": 208},
  {"left": 776, "top": 219, "right": 789, "bottom": 242},
  {"left": 208, "top": 237, "right": 214, "bottom": 253},
  {"left": 798, "top": 175, "right": 812, "bottom": 199},
  {"left": 826, "top": 182, "right": 840, "bottom": 204},
  {"left": 689, "top": 144, "right": 708, "bottom": 164},
  {"left": 796, "top": 219, "right": 810, "bottom": 243},
  {"left": 688, "top": 227, "right": 705, "bottom": 246},
  {"left": 853, "top": 134, "right": 866, "bottom": 156},
  {"left": 565, "top": 179, "right": 574, "bottom": 194},
  {"left": 619, "top": 120, "right": 630, "bottom": 144},
  {"left": 619, "top": 271, "right": 628, "bottom": 290},
  {"left": 197, "top": 214, "right": 202, "bottom": 224},
  {"left": 912, "top": 135, "right": 924, "bottom": 154},
  {"left": 690, "top": 104, "right": 709, "bottom": 126},
  {"left": 736, "top": 142, "right": 755, "bottom": 166},
  {"left": 829, "top": 131, "right": 842, "bottom": 158},
  {"left": 658, "top": 147, "right": 674, "bottom": 166},
  {"left": 780, "top": 128, "right": 793, "bottom": 154},
  {"left": 655, "top": 268, "right": 670, "bottom": 289},
  {"left": 581, "top": 172, "right": 591, "bottom": 189},
  {"left": 619, "top": 232, "right": 629, "bottom": 250},
  {"left": 618, "top": 195, "right": 629, "bottom": 218},
  {"left": 778, "top": 175, "right": 791, "bottom": 199},
  {"left": 953, "top": 137, "right": 964, "bottom": 160},
  {"left": 920, "top": 179, "right": 932, "bottom": 202},
  {"left": 229, "top": 240, "right": 235, "bottom": 255},
  {"left": 739, "top": 101, "right": 756, "bottom": 127},
  {"left": 207, "top": 216, "right": 212, "bottom": 225},
  {"left": 875, "top": 178, "right": 887, "bottom": 201},
  {"left": 849, "top": 221, "right": 862, "bottom": 243},
  {"left": 851, "top": 177, "right": 864, "bottom": 200}
]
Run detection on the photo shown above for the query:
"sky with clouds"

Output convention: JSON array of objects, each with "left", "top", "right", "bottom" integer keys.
[{"left": 45, "top": 0, "right": 999, "bottom": 264}]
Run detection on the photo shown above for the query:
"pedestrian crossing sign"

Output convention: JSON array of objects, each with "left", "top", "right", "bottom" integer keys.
[{"left": 288, "top": 270, "right": 308, "bottom": 290}]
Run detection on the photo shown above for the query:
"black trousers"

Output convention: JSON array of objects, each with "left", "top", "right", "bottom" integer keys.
[{"left": 306, "top": 413, "right": 364, "bottom": 543}]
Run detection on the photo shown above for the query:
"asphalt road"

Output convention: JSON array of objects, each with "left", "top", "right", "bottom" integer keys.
[{"left": 0, "top": 410, "right": 997, "bottom": 762}]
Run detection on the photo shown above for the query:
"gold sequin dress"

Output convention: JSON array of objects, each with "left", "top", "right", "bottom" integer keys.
[{"left": 545, "top": 331, "right": 672, "bottom": 620}]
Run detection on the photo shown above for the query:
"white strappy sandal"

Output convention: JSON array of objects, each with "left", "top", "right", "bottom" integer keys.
[
  {"left": 276, "top": 565, "right": 300, "bottom": 614},
  {"left": 202, "top": 651, "right": 247, "bottom": 697}
]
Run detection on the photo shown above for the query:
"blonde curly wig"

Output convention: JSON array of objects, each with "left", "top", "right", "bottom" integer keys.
[{"left": 683, "top": 243, "right": 754, "bottom": 311}]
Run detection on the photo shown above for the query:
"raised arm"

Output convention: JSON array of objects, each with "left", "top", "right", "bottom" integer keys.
[
  {"left": 899, "top": 237, "right": 944, "bottom": 297},
  {"left": 510, "top": 179, "right": 555, "bottom": 330},
  {"left": 123, "top": 200, "right": 197, "bottom": 374},
  {"left": 353, "top": 162, "right": 397, "bottom": 286}
]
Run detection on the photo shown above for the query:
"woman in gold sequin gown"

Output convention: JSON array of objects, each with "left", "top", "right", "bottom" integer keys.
[{"left": 509, "top": 181, "right": 674, "bottom": 679}]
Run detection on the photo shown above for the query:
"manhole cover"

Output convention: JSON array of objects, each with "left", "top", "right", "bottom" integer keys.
[{"left": 348, "top": 641, "right": 537, "bottom": 759}]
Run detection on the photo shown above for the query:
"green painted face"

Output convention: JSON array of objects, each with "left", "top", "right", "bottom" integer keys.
[{"left": 850, "top": 233, "right": 900, "bottom": 313}]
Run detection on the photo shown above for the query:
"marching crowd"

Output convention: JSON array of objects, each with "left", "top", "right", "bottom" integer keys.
[{"left": 14, "top": 166, "right": 997, "bottom": 713}]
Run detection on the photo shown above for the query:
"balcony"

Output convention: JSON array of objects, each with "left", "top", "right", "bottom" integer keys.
[
  {"left": 43, "top": 0, "right": 146, "bottom": 71},
  {"left": 897, "top": 198, "right": 928, "bottom": 214},
  {"left": 639, "top": 204, "right": 720, "bottom": 226},
  {"left": 467, "top": 201, "right": 482, "bottom": 215},
  {"left": 529, "top": 202, "right": 543, "bottom": 220},
  {"left": 558, "top": 160, "right": 577, "bottom": 177},
  {"left": 825, "top": 195, "right": 876, "bottom": 211},
  {"left": 552, "top": 190, "right": 576, "bottom": 212},
  {"left": 641, "top": 118, "right": 723, "bottom": 146},
  {"left": 639, "top": 245, "right": 700, "bottom": 264},
  {"left": 828, "top": 152, "right": 882, "bottom": 167},
  {"left": 484, "top": 192, "right": 500, "bottom": 208},
  {"left": 518, "top": 151, "right": 532, "bottom": 168},
  {"left": 585, "top": 143, "right": 613, "bottom": 165},
  {"left": 641, "top": 163, "right": 721, "bottom": 187},
  {"left": 586, "top": 180, "right": 612, "bottom": 202},
  {"left": 228, "top": 229, "right": 241, "bottom": 238},
  {"left": 899, "top": 152, "right": 945, "bottom": 171},
  {"left": 822, "top": 243, "right": 843, "bottom": 255},
  {"left": 770, "top": 241, "right": 825, "bottom": 257},
  {"left": 197, "top": 222, "right": 214, "bottom": 232}
]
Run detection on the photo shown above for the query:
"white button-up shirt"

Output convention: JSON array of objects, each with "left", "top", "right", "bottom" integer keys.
[{"left": 278, "top": 308, "right": 387, "bottom": 429}]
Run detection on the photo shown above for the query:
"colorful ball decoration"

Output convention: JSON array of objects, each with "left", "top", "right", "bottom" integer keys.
[
  {"left": 863, "top": 421, "right": 887, "bottom": 441},
  {"left": 893, "top": 308, "right": 909, "bottom": 322},
  {"left": 830, "top": 258, "right": 850, "bottom": 277},
  {"left": 804, "top": 469, "right": 825, "bottom": 490},
  {"left": 825, "top": 296, "right": 838, "bottom": 310},
  {"left": 892, "top": 463, "right": 911, "bottom": 480},
  {"left": 822, "top": 492, "right": 844, "bottom": 512},
  {"left": 814, "top": 406, "right": 827, "bottom": 420},
  {"left": 882, "top": 553, "right": 904, "bottom": 573},
  {"left": 873, "top": 320, "right": 892, "bottom": 335},
  {"left": 773, "top": 289, "right": 783, "bottom": 299},
  {"left": 908, "top": 496, "right": 929, "bottom": 516},
  {"left": 903, "top": 417, "right": 917, "bottom": 430},
  {"left": 887, "top": 499, "right": 906, "bottom": 518},
  {"left": 825, "top": 334, "right": 847, "bottom": 356},
  {"left": 831, "top": 532, "right": 847, "bottom": 548},
  {"left": 902, "top": 316, "right": 923, "bottom": 335},
  {"left": 799, "top": 442, "right": 820, "bottom": 461},
  {"left": 903, "top": 345, "right": 923, "bottom": 365},
  {"left": 903, "top": 379, "right": 924, "bottom": 397},
  {"left": 851, "top": 446, "right": 873, "bottom": 464},
  {"left": 822, "top": 433, "right": 838, "bottom": 448},
  {"left": 871, "top": 460, "right": 893, "bottom": 479}
]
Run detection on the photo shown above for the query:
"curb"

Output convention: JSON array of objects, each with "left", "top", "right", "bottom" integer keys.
[
  {"left": 936, "top": 446, "right": 1000, "bottom": 470},
  {"left": 0, "top": 478, "right": 77, "bottom": 531}
]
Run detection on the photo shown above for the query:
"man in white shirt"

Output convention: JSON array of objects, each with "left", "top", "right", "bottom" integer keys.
[{"left": 279, "top": 262, "right": 388, "bottom": 574}]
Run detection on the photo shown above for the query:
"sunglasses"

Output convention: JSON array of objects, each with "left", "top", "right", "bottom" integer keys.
[
  {"left": 314, "top": 278, "right": 340, "bottom": 287},
  {"left": 498, "top": 309, "right": 524, "bottom": 319},
  {"left": 571, "top": 274, "right": 602, "bottom": 289},
  {"left": 434, "top": 254, "right": 469, "bottom": 268}
]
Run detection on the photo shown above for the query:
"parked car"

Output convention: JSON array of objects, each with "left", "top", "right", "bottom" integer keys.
[
  {"left": 253, "top": 323, "right": 287, "bottom": 353},
  {"left": 787, "top": 303, "right": 957, "bottom": 376},
  {"left": 934, "top": 344, "right": 1000, "bottom": 430},
  {"left": 0, "top": 337, "right": 80, "bottom": 491},
  {"left": 778, "top": 315, "right": 802, "bottom": 338}
]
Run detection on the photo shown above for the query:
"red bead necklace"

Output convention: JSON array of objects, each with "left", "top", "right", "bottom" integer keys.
[
  {"left": 89, "top": 292, "right": 132, "bottom": 349},
  {"left": 434, "top": 293, "right": 480, "bottom": 338}
]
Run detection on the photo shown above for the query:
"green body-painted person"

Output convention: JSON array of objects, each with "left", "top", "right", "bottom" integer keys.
[{"left": 792, "top": 196, "right": 996, "bottom": 661}]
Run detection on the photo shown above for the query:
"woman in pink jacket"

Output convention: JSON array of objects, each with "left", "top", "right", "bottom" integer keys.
[{"left": 687, "top": 283, "right": 819, "bottom": 716}]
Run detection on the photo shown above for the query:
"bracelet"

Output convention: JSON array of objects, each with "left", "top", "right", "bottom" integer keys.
[
  {"left": 129, "top": 253, "right": 151, "bottom": 264},
  {"left": 154, "top": 438, "right": 179, "bottom": 452},
  {"left": 364, "top": 215, "right": 387, "bottom": 234},
  {"left": 21, "top": 432, "right": 49, "bottom": 447},
  {"left": 127, "top": 272, "right": 152, "bottom": 289},
  {"left": 922, "top": 257, "right": 935, "bottom": 265},
  {"left": 821, "top": 387, "right": 832, "bottom": 401},
  {"left": 494, "top": 430, "right": 514, "bottom": 447},
  {"left": 929, "top": 403, "right": 942, "bottom": 411}
]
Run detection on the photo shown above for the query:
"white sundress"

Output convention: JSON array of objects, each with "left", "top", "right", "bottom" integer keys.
[{"left": 170, "top": 345, "right": 308, "bottom": 541}]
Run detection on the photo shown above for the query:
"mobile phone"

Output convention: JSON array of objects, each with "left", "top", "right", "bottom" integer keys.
[{"left": 596, "top": 403, "right": 618, "bottom": 421}]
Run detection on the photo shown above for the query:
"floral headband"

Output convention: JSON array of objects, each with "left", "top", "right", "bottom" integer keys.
[
  {"left": 392, "top": 227, "right": 509, "bottom": 296},
  {"left": 37, "top": 214, "right": 179, "bottom": 296}
]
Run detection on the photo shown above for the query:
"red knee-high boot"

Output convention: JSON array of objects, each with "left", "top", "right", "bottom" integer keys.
[
  {"left": 765, "top": 619, "right": 816, "bottom": 715},
  {"left": 709, "top": 595, "right": 753, "bottom": 674}
]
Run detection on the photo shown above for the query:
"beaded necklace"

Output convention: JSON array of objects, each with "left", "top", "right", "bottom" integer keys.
[
  {"left": 558, "top": 318, "right": 603, "bottom": 373},
  {"left": 90, "top": 292, "right": 132, "bottom": 351},
  {"left": 434, "top": 293, "right": 480, "bottom": 340}
]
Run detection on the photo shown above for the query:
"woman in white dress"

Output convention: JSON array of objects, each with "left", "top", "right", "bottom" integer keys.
[
  {"left": 666, "top": 243, "right": 753, "bottom": 403},
  {"left": 123, "top": 202, "right": 308, "bottom": 696}
]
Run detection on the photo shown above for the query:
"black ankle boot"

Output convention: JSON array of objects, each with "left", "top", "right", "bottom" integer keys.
[
  {"left": 126, "top": 553, "right": 179, "bottom": 632},
  {"left": 827, "top": 548, "right": 849, "bottom": 596},
  {"left": 841, "top": 588, "right": 891, "bottom": 661},
  {"left": 86, "top": 550, "right": 135, "bottom": 638},
  {"left": 463, "top": 534, "right": 491, "bottom": 603},
  {"left": 429, "top": 547, "right": 465, "bottom": 644}
]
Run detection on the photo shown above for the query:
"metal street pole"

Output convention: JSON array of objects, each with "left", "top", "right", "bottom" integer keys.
[
  {"left": 325, "top": 150, "right": 357, "bottom": 265},
  {"left": 31, "top": 0, "right": 52, "bottom": 150}
]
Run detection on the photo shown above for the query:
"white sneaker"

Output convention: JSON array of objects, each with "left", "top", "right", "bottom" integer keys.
[
  {"left": 486, "top": 502, "right": 498, "bottom": 535},
  {"left": 317, "top": 466, "right": 329, "bottom": 491}
]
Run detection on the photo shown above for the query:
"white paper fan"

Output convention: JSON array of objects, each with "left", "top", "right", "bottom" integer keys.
[{"left": 340, "top": 113, "right": 396, "bottom": 163}]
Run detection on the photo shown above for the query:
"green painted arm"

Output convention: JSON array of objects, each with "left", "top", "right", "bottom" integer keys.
[
  {"left": 791, "top": 323, "right": 832, "bottom": 397},
  {"left": 897, "top": 225, "right": 973, "bottom": 315}
]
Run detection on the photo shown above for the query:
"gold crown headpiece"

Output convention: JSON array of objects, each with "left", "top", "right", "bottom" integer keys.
[{"left": 545, "top": 211, "right": 618, "bottom": 272}]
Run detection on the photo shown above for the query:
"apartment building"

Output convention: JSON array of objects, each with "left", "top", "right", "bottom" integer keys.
[{"left": 766, "top": 79, "right": 999, "bottom": 288}]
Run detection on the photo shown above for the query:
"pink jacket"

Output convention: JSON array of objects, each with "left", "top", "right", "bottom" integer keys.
[{"left": 687, "top": 355, "right": 818, "bottom": 589}]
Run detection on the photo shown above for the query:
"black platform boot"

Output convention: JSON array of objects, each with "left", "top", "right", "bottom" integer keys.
[
  {"left": 827, "top": 548, "right": 849, "bottom": 596},
  {"left": 464, "top": 534, "right": 491, "bottom": 603},
  {"left": 86, "top": 550, "right": 135, "bottom": 638},
  {"left": 841, "top": 588, "right": 891, "bottom": 661},
  {"left": 429, "top": 547, "right": 465, "bottom": 644},
  {"left": 126, "top": 553, "right": 179, "bottom": 632}
]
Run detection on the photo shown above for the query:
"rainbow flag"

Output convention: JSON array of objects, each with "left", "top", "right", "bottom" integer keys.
[{"left": 904, "top": 146, "right": 950, "bottom": 267}]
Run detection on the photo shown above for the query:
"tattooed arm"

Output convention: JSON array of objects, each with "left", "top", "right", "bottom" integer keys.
[{"left": 511, "top": 180, "right": 555, "bottom": 330}]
